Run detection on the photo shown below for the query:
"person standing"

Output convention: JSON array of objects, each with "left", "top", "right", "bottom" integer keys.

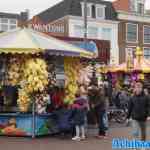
[
  {"left": 144, "top": 88, "right": 149, "bottom": 96},
  {"left": 71, "top": 93, "right": 88, "bottom": 141},
  {"left": 92, "top": 86, "right": 109, "bottom": 139},
  {"left": 127, "top": 81, "right": 149, "bottom": 141}
]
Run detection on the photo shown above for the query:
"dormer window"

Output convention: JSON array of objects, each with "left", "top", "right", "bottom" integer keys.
[
  {"left": 87, "top": 4, "right": 92, "bottom": 17},
  {"left": 81, "top": 2, "right": 92, "bottom": 18},
  {"left": 81, "top": 2, "right": 106, "bottom": 19},
  {"left": 96, "top": 4, "right": 106, "bottom": 19}
]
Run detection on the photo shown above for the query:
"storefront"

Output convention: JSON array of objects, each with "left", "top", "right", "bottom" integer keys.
[{"left": 0, "top": 28, "right": 94, "bottom": 137}]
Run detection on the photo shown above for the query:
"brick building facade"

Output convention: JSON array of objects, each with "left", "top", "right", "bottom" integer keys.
[
  {"left": 0, "top": 10, "right": 29, "bottom": 32},
  {"left": 113, "top": 0, "right": 150, "bottom": 63}
]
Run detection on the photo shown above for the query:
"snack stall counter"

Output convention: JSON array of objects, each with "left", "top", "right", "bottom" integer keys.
[{"left": 0, "top": 113, "right": 59, "bottom": 137}]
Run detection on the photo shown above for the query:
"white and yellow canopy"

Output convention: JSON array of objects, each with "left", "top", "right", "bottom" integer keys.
[{"left": 0, "top": 28, "right": 94, "bottom": 58}]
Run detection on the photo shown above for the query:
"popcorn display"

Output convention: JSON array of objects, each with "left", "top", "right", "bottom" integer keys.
[
  {"left": 21, "top": 58, "right": 49, "bottom": 93},
  {"left": 64, "top": 57, "right": 80, "bottom": 104},
  {"left": 16, "top": 57, "right": 49, "bottom": 112},
  {"left": 7, "top": 57, "right": 23, "bottom": 86},
  {"left": 17, "top": 89, "right": 30, "bottom": 112}
]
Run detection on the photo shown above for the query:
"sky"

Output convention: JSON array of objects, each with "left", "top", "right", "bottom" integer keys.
[{"left": 0, "top": 0, "right": 150, "bottom": 18}]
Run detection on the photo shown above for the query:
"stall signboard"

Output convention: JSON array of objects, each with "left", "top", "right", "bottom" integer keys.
[{"left": 28, "top": 24, "right": 65, "bottom": 34}]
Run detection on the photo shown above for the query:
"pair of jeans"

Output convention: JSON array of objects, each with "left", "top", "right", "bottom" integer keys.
[
  {"left": 98, "top": 110, "right": 107, "bottom": 136},
  {"left": 75, "top": 125, "right": 85, "bottom": 138},
  {"left": 132, "top": 120, "right": 146, "bottom": 141}
]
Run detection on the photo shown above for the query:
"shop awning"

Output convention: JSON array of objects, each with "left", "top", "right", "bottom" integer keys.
[
  {"left": 71, "top": 41, "right": 98, "bottom": 54},
  {"left": 0, "top": 28, "right": 94, "bottom": 58},
  {"left": 108, "top": 57, "right": 150, "bottom": 73}
]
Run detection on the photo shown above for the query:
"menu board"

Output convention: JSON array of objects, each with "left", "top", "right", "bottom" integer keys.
[{"left": 55, "top": 57, "right": 65, "bottom": 86}]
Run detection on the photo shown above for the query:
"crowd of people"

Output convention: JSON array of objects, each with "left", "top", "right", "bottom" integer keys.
[
  {"left": 51, "top": 80, "right": 150, "bottom": 142},
  {"left": 0, "top": 79, "right": 149, "bottom": 142},
  {"left": 111, "top": 81, "right": 150, "bottom": 141},
  {"left": 47, "top": 83, "right": 110, "bottom": 141}
]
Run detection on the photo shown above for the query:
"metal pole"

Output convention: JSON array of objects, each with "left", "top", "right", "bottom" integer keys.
[
  {"left": 84, "top": 0, "right": 87, "bottom": 43},
  {"left": 32, "top": 100, "right": 36, "bottom": 138}
]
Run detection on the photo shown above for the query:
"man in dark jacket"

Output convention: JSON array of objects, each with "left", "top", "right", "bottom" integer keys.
[{"left": 127, "top": 81, "right": 149, "bottom": 141}]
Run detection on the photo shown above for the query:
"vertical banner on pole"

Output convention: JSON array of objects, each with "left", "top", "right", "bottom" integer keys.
[{"left": 126, "top": 48, "right": 134, "bottom": 70}]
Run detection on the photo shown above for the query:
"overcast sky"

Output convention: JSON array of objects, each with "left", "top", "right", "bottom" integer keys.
[{"left": 0, "top": 0, "right": 150, "bottom": 18}]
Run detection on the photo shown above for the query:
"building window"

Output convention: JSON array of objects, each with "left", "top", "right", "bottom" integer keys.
[
  {"left": 126, "top": 23, "right": 138, "bottom": 43},
  {"left": 9, "top": 19, "right": 17, "bottom": 25},
  {"left": 1, "top": 24, "right": 8, "bottom": 31},
  {"left": 137, "top": 3, "right": 144, "bottom": 14},
  {"left": 130, "top": 0, "right": 136, "bottom": 12},
  {"left": 87, "top": 5, "right": 92, "bottom": 17},
  {"left": 81, "top": 2, "right": 92, "bottom": 18},
  {"left": 74, "top": 25, "right": 84, "bottom": 37},
  {"left": 9, "top": 25, "right": 17, "bottom": 30},
  {"left": 144, "top": 26, "right": 150, "bottom": 44},
  {"left": 0, "top": 18, "right": 17, "bottom": 31},
  {"left": 144, "top": 48, "right": 150, "bottom": 59},
  {"left": 102, "top": 28, "right": 112, "bottom": 40},
  {"left": 88, "top": 27, "right": 98, "bottom": 38},
  {"left": 96, "top": 4, "right": 105, "bottom": 19},
  {"left": 81, "top": 3, "right": 105, "bottom": 19},
  {"left": 1, "top": 18, "right": 8, "bottom": 24},
  {"left": 92, "top": 5, "right": 96, "bottom": 18}
]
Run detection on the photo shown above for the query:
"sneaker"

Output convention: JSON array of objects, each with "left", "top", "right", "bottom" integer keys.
[
  {"left": 96, "top": 135, "right": 108, "bottom": 139},
  {"left": 80, "top": 136, "right": 86, "bottom": 140},
  {"left": 72, "top": 136, "right": 81, "bottom": 141},
  {"left": 102, "top": 135, "right": 108, "bottom": 139}
]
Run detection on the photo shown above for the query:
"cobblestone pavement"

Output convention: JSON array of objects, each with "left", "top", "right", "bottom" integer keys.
[{"left": 1, "top": 124, "right": 150, "bottom": 150}]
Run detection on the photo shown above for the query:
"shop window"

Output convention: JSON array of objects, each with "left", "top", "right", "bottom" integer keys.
[
  {"left": 88, "top": 27, "right": 98, "bottom": 38},
  {"left": 74, "top": 25, "right": 84, "bottom": 38}
]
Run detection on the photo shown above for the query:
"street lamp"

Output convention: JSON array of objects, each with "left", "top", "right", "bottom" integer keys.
[
  {"left": 83, "top": 0, "right": 88, "bottom": 51},
  {"left": 84, "top": 0, "right": 87, "bottom": 41}
]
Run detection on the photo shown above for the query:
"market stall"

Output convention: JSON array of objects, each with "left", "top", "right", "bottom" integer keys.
[
  {"left": 104, "top": 47, "right": 150, "bottom": 88},
  {"left": 0, "top": 28, "right": 94, "bottom": 137}
]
